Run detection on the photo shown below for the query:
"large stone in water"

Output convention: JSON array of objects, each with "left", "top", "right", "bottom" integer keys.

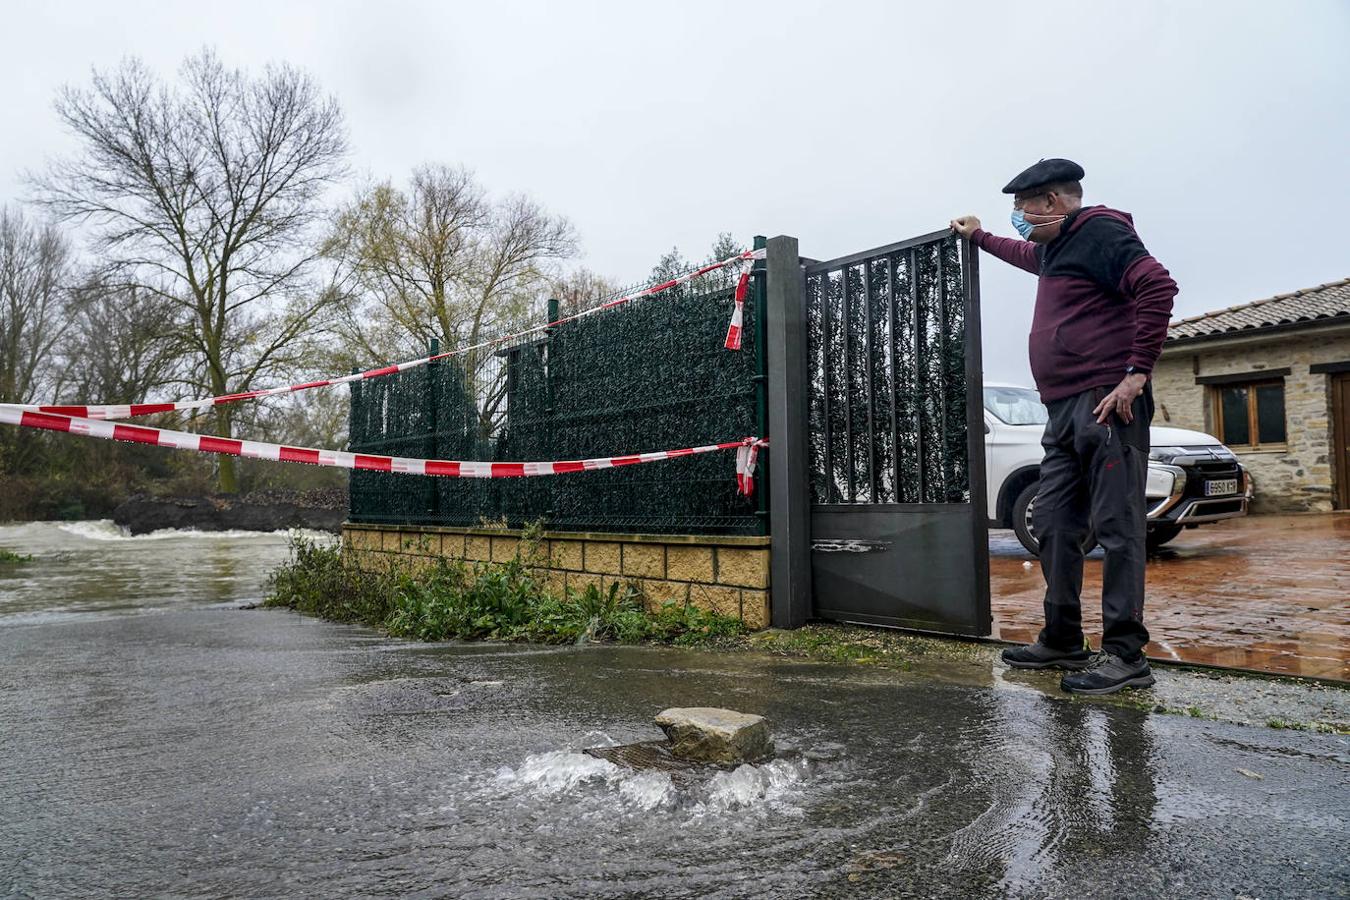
[{"left": 654, "top": 707, "right": 773, "bottom": 765}]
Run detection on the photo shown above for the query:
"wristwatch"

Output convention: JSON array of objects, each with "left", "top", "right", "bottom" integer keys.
[{"left": 1125, "top": 365, "right": 1138, "bottom": 376}]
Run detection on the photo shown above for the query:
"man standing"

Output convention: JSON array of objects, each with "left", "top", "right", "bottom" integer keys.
[{"left": 951, "top": 158, "right": 1177, "bottom": 695}]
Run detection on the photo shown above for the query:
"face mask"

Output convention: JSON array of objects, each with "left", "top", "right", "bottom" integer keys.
[{"left": 1011, "top": 208, "right": 1066, "bottom": 240}]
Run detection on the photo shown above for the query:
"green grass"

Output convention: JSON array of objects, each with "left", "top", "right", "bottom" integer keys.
[
  {"left": 264, "top": 537, "right": 746, "bottom": 647},
  {"left": 1266, "top": 716, "right": 1342, "bottom": 734},
  {"left": 742, "top": 623, "right": 990, "bottom": 669},
  {"left": 0, "top": 548, "right": 32, "bottom": 565}
]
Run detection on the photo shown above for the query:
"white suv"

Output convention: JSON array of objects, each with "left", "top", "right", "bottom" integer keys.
[{"left": 983, "top": 383, "right": 1251, "bottom": 555}]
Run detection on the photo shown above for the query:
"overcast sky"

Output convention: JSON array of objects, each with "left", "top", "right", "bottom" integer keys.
[{"left": 3, "top": 0, "right": 1347, "bottom": 383}]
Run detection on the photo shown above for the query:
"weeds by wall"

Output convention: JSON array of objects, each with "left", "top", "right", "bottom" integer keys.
[{"left": 265, "top": 536, "right": 746, "bottom": 647}]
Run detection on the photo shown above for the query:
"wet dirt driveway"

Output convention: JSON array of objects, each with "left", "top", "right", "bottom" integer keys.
[{"left": 991, "top": 513, "right": 1350, "bottom": 681}]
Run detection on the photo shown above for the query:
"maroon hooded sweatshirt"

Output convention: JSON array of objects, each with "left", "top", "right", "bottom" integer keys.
[{"left": 971, "top": 206, "right": 1177, "bottom": 402}]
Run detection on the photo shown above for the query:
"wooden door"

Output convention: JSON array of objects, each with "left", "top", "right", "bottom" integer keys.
[{"left": 1334, "top": 374, "right": 1350, "bottom": 510}]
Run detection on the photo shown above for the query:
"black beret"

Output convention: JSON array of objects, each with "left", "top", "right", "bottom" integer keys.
[{"left": 1001, "top": 158, "right": 1085, "bottom": 195}]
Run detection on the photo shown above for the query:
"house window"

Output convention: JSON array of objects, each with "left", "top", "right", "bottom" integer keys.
[{"left": 1213, "top": 380, "right": 1286, "bottom": 448}]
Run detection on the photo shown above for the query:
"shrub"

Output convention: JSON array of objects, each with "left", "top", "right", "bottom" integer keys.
[
  {"left": 265, "top": 536, "right": 746, "bottom": 648},
  {"left": 266, "top": 538, "right": 397, "bottom": 625}
]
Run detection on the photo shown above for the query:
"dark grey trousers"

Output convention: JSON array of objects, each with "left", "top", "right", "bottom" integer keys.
[{"left": 1034, "top": 383, "right": 1152, "bottom": 660}]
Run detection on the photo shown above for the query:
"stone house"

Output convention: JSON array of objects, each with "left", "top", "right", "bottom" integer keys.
[{"left": 1151, "top": 278, "right": 1350, "bottom": 513}]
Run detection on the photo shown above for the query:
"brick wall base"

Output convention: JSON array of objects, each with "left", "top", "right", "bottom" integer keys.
[{"left": 342, "top": 524, "right": 772, "bottom": 629}]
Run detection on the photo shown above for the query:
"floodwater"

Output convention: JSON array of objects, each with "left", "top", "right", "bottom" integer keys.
[{"left": 1, "top": 522, "right": 1348, "bottom": 898}]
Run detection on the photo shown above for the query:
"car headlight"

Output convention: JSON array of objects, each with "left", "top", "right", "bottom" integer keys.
[
  {"left": 1145, "top": 465, "right": 1178, "bottom": 498},
  {"left": 1148, "top": 446, "right": 1186, "bottom": 462}
]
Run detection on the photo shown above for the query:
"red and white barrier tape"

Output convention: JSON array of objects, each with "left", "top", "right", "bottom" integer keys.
[
  {"left": 0, "top": 404, "right": 768, "bottom": 495},
  {"left": 734, "top": 436, "right": 764, "bottom": 495},
  {"left": 723, "top": 256, "right": 755, "bottom": 351},
  {"left": 21, "top": 248, "right": 766, "bottom": 422}
]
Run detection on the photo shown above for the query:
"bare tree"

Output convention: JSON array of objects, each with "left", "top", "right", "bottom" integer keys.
[
  {"left": 250, "top": 389, "right": 348, "bottom": 450},
  {"left": 329, "top": 165, "right": 576, "bottom": 353},
  {"left": 326, "top": 164, "right": 576, "bottom": 436},
  {"left": 32, "top": 50, "right": 348, "bottom": 492},
  {"left": 56, "top": 278, "right": 183, "bottom": 407},
  {"left": 0, "top": 205, "right": 75, "bottom": 473},
  {"left": 552, "top": 266, "right": 621, "bottom": 316},
  {"left": 0, "top": 205, "right": 73, "bottom": 405}
]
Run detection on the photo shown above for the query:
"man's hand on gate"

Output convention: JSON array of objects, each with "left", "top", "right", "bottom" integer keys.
[
  {"left": 1094, "top": 373, "right": 1149, "bottom": 424},
  {"left": 950, "top": 216, "right": 981, "bottom": 239}
]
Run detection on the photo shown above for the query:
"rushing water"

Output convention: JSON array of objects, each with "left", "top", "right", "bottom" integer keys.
[
  {"left": 0, "top": 520, "right": 318, "bottom": 624},
  {"left": 0, "top": 521, "right": 1347, "bottom": 898}
]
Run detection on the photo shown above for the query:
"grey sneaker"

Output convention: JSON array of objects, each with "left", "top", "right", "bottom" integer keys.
[
  {"left": 1060, "top": 652, "right": 1155, "bottom": 695},
  {"left": 1001, "top": 641, "right": 1093, "bottom": 670}
]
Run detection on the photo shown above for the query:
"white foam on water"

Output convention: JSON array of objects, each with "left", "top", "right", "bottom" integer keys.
[
  {"left": 697, "top": 758, "right": 811, "bottom": 817},
  {"left": 55, "top": 520, "right": 333, "bottom": 543},
  {"left": 616, "top": 771, "right": 677, "bottom": 811},
  {"left": 493, "top": 749, "right": 810, "bottom": 820},
  {"left": 497, "top": 750, "right": 623, "bottom": 795},
  {"left": 53, "top": 520, "right": 134, "bottom": 541}
]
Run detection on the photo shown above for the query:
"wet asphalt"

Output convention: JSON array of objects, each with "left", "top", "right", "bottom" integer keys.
[{"left": 0, "top": 523, "right": 1347, "bottom": 898}]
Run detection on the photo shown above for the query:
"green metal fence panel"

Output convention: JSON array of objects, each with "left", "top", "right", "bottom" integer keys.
[{"left": 348, "top": 268, "right": 765, "bottom": 535}]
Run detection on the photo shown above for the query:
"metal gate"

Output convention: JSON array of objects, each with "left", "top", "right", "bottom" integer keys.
[{"left": 800, "top": 230, "right": 990, "bottom": 634}]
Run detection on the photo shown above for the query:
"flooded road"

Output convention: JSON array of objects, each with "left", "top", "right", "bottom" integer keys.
[
  {"left": 0, "top": 520, "right": 301, "bottom": 623},
  {"left": 1, "top": 522, "right": 1347, "bottom": 898}
]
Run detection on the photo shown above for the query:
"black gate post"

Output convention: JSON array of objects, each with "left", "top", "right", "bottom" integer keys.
[
  {"left": 765, "top": 235, "right": 811, "bottom": 628},
  {"left": 751, "top": 235, "right": 769, "bottom": 536},
  {"left": 960, "top": 239, "right": 992, "bottom": 632}
]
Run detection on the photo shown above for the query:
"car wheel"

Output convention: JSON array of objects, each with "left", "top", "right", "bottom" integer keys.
[
  {"left": 1011, "top": 481, "right": 1097, "bottom": 557},
  {"left": 1146, "top": 524, "right": 1183, "bottom": 552}
]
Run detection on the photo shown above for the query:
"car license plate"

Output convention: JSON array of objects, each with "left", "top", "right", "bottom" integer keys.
[{"left": 1205, "top": 478, "right": 1238, "bottom": 496}]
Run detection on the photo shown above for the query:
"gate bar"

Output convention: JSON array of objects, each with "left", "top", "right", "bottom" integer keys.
[
  {"left": 818, "top": 271, "right": 834, "bottom": 503},
  {"left": 909, "top": 247, "right": 925, "bottom": 503},
  {"left": 842, "top": 265, "right": 855, "bottom": 502},
  {"left": 886, "top": 254, "right": 901, "bottom": 503},
  {"left": 960, "top": 236, "right": 993, "bottom": 631},
  {"left": 765, "top": 235, "right": 812, "bottom": 628},
  {"left": 862, "top": 259, "right": 877, "bottom": 501},
  {"left": 936, "top": 247, "right": 949, "bottom": 495}
]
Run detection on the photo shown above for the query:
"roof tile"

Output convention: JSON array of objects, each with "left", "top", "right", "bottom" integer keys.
[{"left": 1167, "top": 278, "right": 1350, "bottom": 342}]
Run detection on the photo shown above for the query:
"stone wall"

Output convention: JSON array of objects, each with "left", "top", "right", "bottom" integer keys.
[
  {"left": 342, "top": 523, "right": 772, "bottom": 628},
  {"left": 1152, "top": 326, "right": 1350, "bottom": 513}
]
